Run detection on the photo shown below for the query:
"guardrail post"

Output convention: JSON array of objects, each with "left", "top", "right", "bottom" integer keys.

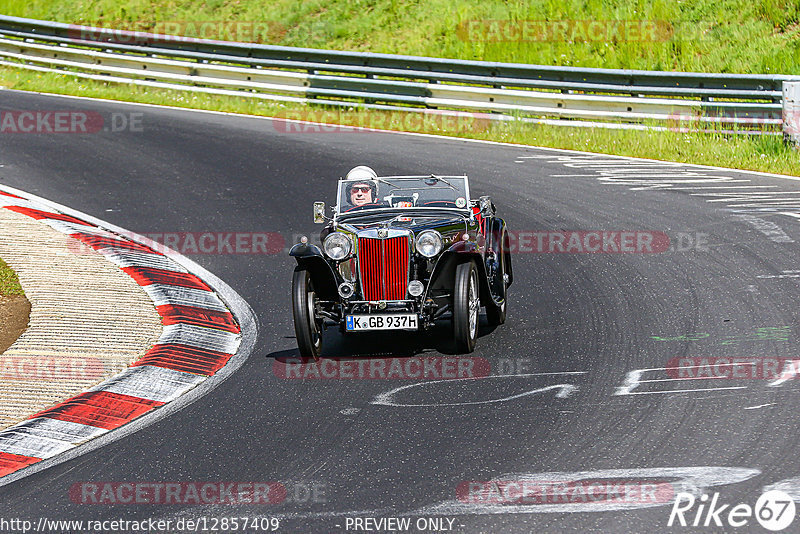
[{"left": 783, "top": 81, "right": 800, "bottom": 147}]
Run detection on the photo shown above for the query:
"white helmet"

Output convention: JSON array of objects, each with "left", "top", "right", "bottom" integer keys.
[{"left": 345, "top": 166, "right": 378, "bottom": 182}]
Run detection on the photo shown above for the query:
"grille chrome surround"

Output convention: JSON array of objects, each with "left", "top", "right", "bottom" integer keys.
[{"left": 357, "top": 229, "right": 411, "bottom": 301}]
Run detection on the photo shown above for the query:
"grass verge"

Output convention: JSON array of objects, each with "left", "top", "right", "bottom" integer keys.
[
  {"left": 0, "top": 256, "right": 24, "bottom": 296},
  {"left": 1, "top": 64, "right": 798, "bottom": 177},
  {"left": 2, "top": 0, "right": 800, "bottom": 73},
  {"left": 0, "top": 256, "right": 29, "bottom": 354}
]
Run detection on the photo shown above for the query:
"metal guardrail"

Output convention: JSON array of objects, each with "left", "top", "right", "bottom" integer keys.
[{"left": 0, "top": 15, "right": 794, "bottom": 133}]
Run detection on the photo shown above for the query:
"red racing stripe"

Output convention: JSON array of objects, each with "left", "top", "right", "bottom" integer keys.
[
  {"left": 0, "top": 191, "right": 24, "bottom": 199},
  {"left": 121, "top": 267, "right": 211, "bottom": 290},
  {"left": 156, "top": 304, "right": 240, "bottom": 333},
  {"left": 6, "top": 206, "right": 93, "bottom": 226},
  {"left": 0, "top": 451, "right": 41, "bottom": 477},
  {"left": 70, "top": 234, "right": 157, "bottom": 254},
  {"left": 132, "top": 344, "right": 233, "bottom": 376},
  {"left": 29, "top": 391, "right": 164, "bottom": 430}
]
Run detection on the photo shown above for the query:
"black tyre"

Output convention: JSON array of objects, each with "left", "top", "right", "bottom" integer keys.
[
  {"left": 453, "top": 261, "right": 479, "bottom": 353},
  {"left": 486, "top": 229, "right": 508, "bottom": 326},
  {"left": 292, "top": 268, "right": 323, "bottom": 360}
]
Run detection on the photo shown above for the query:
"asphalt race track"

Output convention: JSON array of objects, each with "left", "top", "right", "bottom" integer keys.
[{"left": 3, "top": 89, "right": 800, "bottom": 533}]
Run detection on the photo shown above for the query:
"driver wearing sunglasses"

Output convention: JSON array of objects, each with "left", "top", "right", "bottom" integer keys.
[
  {"left": 349, "top": 183, "right": 375, "bottom": 206},
  {"left": 344, "top": 166, "right": 380, "bottom": 207}
]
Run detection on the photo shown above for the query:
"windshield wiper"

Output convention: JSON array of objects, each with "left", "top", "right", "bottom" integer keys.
[{"left": 427, "top": 174, "right": 457, "bottom": 191}]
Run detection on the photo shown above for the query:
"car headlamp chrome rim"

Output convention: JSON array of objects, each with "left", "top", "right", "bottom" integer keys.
[
  {"left": 323, "top": 232, "right": 352, "bottom": 260},
  {"left": 415, "top": 230, "right": 443, "bottom": 258}
]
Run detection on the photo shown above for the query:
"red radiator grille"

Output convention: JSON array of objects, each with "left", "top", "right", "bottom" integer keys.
[{"left": 358, "top": 236, "right": 410, "bottom": 301}]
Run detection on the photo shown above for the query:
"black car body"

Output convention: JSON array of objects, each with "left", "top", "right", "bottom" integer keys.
[{"left": 289, "top": 174, "right": 512, "bottom": 358}]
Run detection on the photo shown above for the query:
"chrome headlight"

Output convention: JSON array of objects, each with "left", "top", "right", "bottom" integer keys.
[
  {"left": 323, "top": 232, "right": 352, "bottom": 260},
  {"left": 415, "top": 230, "right": 443, "bottom": 258}
]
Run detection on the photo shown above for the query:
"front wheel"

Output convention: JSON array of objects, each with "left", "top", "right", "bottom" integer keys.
[
  {"left": 453, "top": 261, "right": 479, "bottom": 353},
  {"left": 292, "top": 268, "right": 323, "bottom": 360}
]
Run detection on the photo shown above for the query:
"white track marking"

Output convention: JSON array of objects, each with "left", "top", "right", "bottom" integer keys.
[
  {"left": 744, "top": 403, "right": 776, "bottom": 410},
  {"left": 9, "top": 418, "right": 108, "bottom": 444},
  {"left": 594, "top": 169, "right": 695, "bottom": 174},
  {"left": 757, "top": 272, "right": 800, "bottom": 278},
  {"left": 43, "top": 221, "right": 128, "bottom": 239},
  {"left": 597, "top": 175, "right": 743, "bottom": 183},
  {"left": 562, "top": 163, "right": 683, "bottom": 168},
  {"left": 371, "top": 372, "right": 585, "bottom": 407},
  {"left": 42, "top": 221, "right": 105, "bottom": 235},
  {"left": 90, "top": 365, "right": 207, "bottom": 403},
  {"left": 735, "top": 215, "right": 795, "bottom": 242},
  {"left": 0, "top": 431, "right": 76, "bottom": 459},
  {"left": 700, "top": 193, "right": 800, "bottom": 202},
  {"left": 415, "top": 467, "right": 760, "bottom": 515},
  {"left": 615, "top": 368, "right": 747, "bottom": 396},
  {"left": 764, "top": 477, "right": 800, "bottom": 502},
  {"left": 0, "top": 419, "right": 108, "bottom": 459},
  {"left": 671, "top": 186, "right": 778, "bottom": 190},
  {"left": 99, "top": 250, "right": 188, "bottom": 272},
  {"left": 767, "top": 360, "right": 800, "bottom": 387},
  {"left": 157, "top": 323, "right": 241, "bottom": 354},
  {"left": 0, "top": 198, "right": 38, "bottom": 209},
  {"left": 142, "top": 284, "right": 226, "bottom": 311},
  {"left": 524, "top": 153, "right": 800, "bottom": 220}
]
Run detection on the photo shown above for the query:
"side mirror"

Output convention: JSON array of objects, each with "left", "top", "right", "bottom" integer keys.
[
  {"left": 313, "top": 202, "right": 326, "bottom": 224},
  {"left": 479, "top": 196, "right": 495, "bottom": 215}
]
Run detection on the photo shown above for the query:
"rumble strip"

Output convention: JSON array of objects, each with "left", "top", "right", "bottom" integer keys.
[{"left": 0, "top": 188, "right": 243, "bottom": 480}]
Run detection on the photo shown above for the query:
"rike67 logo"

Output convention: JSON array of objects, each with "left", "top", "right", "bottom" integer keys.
[{"left": 668, "top": 490, "right": 796, "bottom": 531}]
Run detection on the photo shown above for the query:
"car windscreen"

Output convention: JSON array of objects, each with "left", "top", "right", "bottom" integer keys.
[{"left": 337, "top": 176, "right": 469, "bottom": 213}]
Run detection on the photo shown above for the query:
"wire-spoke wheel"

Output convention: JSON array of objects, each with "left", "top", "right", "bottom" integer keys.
[
  {"left": 292, "top": 268, "right": 323, "bottom": 360},
  {"left": 453, "top": 261, "right": 479, "bottom": 353}
]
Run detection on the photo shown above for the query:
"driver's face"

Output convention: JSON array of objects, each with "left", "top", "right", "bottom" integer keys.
[{"left": 350, "top": 183, "right": 374, "bottom": 206}]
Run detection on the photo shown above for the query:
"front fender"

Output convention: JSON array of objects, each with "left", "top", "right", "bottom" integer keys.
[
  {"left": 427, "top": 249, "right": 492, "bottom": 306},
  {"left": 486, "top": 217, "right": 513, "bottom": 288},
  {"left": 290, "top": 244, "right": 339, "bottom": 300}
]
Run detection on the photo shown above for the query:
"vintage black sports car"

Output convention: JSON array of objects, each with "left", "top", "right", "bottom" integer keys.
[{"left": 289, "top": 167, "right": 512, "bottom": 358}]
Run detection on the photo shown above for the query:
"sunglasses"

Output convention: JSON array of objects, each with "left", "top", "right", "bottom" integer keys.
[{"left": 351, "top": 186, "right": 372, "bottom": 193}]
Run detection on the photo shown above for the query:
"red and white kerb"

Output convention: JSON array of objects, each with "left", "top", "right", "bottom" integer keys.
[{"left": 0, "top": 190, "right": 241, "bottom": 478}]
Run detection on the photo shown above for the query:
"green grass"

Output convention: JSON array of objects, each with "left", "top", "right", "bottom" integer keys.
[
  {"left": 0, "top": 257, "right": 24, "bottom": 296},
  {"left": 1, "top": 64, "right": 798, "bottom": 176},
  {"left": 1, "top": 0, "right": 799, "bottom": 73},
  {"left": 0, "top": 2, "right": 798, "bottom": 177}
]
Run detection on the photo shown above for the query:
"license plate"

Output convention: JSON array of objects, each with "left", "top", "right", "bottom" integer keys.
[{"left": 345, "top": 314, "right": 418, "bottom": 331}]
